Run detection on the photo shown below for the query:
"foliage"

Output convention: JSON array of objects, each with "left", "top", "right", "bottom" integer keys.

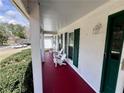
[
  {"left": 0, "top": 31, "right": 8, "bottom": 45},
  {"left": 8, "top": 24, "right": 26, "bottom": 39},
  {"left": 0, "top": 49, "right": 34, "bottom": 93},
  {"left": 13, "top": 30, "right": 26, "bottom": 39},
  {"left": 0, "top": 23, "right": 26, "bottom": 40}
]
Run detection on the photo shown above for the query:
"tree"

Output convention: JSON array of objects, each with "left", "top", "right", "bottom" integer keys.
[
  {"left": 0, "top": 31, "right": 8, "bottom": 45},
  {"left": 9, "top": 24, "right": 26, "bottom": 39},
  {"left": 13, "top": 30, "right": 26, "bottom": 39},
  {"left": 0, "top": 23, "right": 27, "bottom": 45}
]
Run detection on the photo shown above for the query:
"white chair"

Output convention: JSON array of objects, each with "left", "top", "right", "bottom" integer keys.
[
  {"left": 58, "top": 48, "right": 64, "bottom": 54},
  {"left": 53, "top": 53, "right": 66, "bottom": 67},
  {"left": 53, "top": 57, "right": 58, "bottom": 67},
  {"left": 53, "top": 48, "right": 64, "bottom": 58}
]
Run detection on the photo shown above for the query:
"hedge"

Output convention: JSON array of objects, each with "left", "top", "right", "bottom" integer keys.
[{"left": 0, "top": 49, "right": 34, "bottom": 93}]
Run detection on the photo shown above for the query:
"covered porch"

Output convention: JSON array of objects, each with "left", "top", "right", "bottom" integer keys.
[{"left": 12, "top": 0, "right": 124, "bottom": 93}]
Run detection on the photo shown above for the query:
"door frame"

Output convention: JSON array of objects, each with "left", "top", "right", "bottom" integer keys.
[{"left": 100, "top": 10, "right": 124, "bottom": 93}]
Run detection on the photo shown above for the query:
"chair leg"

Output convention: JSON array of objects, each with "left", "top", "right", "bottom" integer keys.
[
  {"left": 59, "top": 62, "right": 66, "bottom": 66},
  {"left": 55, "top": 62, "right": 57, "bottom": 67},
  {"left": 62, "top": 63, "right": 66, "bottom": 65}
]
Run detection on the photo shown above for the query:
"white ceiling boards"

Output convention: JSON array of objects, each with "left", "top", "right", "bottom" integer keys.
[{"left": 40, "top": 0, "right": 108, "bottom": 32}]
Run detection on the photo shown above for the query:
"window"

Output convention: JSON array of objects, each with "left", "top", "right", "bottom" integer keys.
[
  {"left": 68, "top": 32, "right": 74, "bottom": 59},
  {"left": 69, "top": 33, "right": 74, "bottom": 47}
]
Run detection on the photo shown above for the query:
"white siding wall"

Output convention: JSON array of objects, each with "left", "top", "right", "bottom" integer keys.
[{"left": 58, "top": 0, "right": 124, "bottom": 93}]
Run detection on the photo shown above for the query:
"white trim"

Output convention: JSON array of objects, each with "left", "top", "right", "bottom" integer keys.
[
  {"left": 67, "top": 59, "right": 100, "bottom": 93},
  {"left": 12, "top": 0, "right": 30, "bottom": 19}
]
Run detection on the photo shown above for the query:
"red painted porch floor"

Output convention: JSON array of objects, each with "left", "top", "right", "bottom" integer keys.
[{"left": 42, "top": 52, "right": 96, "bottom": 93}]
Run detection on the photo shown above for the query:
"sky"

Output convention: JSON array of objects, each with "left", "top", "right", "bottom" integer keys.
[{"left": 0, "top": 0, "right": 29, "bottom": 26}]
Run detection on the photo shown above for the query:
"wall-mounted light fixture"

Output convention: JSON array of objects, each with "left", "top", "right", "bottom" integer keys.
[{"left": 93, "top": 23, "right": 102, "bottom": 35}]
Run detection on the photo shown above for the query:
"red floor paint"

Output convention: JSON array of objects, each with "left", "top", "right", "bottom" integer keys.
[{"left": 42, "top": 52, "right": 96, "bottom": 93}]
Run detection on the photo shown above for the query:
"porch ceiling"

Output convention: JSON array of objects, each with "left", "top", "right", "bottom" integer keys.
[
  {"left": 39, "top": 0, "right": 108, "bottom": 32},
  {"left": 14, "top": 0, "right": 108, "bottom": 32}
]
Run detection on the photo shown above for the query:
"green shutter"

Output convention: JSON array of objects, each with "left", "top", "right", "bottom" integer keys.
[{"left": 73, "top": 28, "right": 80, "bottom": 67}]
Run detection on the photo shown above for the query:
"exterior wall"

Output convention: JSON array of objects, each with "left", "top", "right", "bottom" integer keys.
[{"left": 58, "top": 0, "right": 124, "bottom": 93}]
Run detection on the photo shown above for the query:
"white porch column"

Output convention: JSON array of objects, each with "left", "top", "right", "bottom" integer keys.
[
  {"left": 51, "top": 36, "right": 54, "bottom": 49},
  {"left": 40, "top": 30, "right": 45, "bottom": 62},
  {"left": 30, "top": 2, "right": 43, "bottom": 93},
  {"left": 56, "top": 35, "right": 59, "bottom": 51}
]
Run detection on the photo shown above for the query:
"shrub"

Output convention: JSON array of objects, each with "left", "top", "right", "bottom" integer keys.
[{"left": 0, "top": 49, "right": 34, "bottom": 93}]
